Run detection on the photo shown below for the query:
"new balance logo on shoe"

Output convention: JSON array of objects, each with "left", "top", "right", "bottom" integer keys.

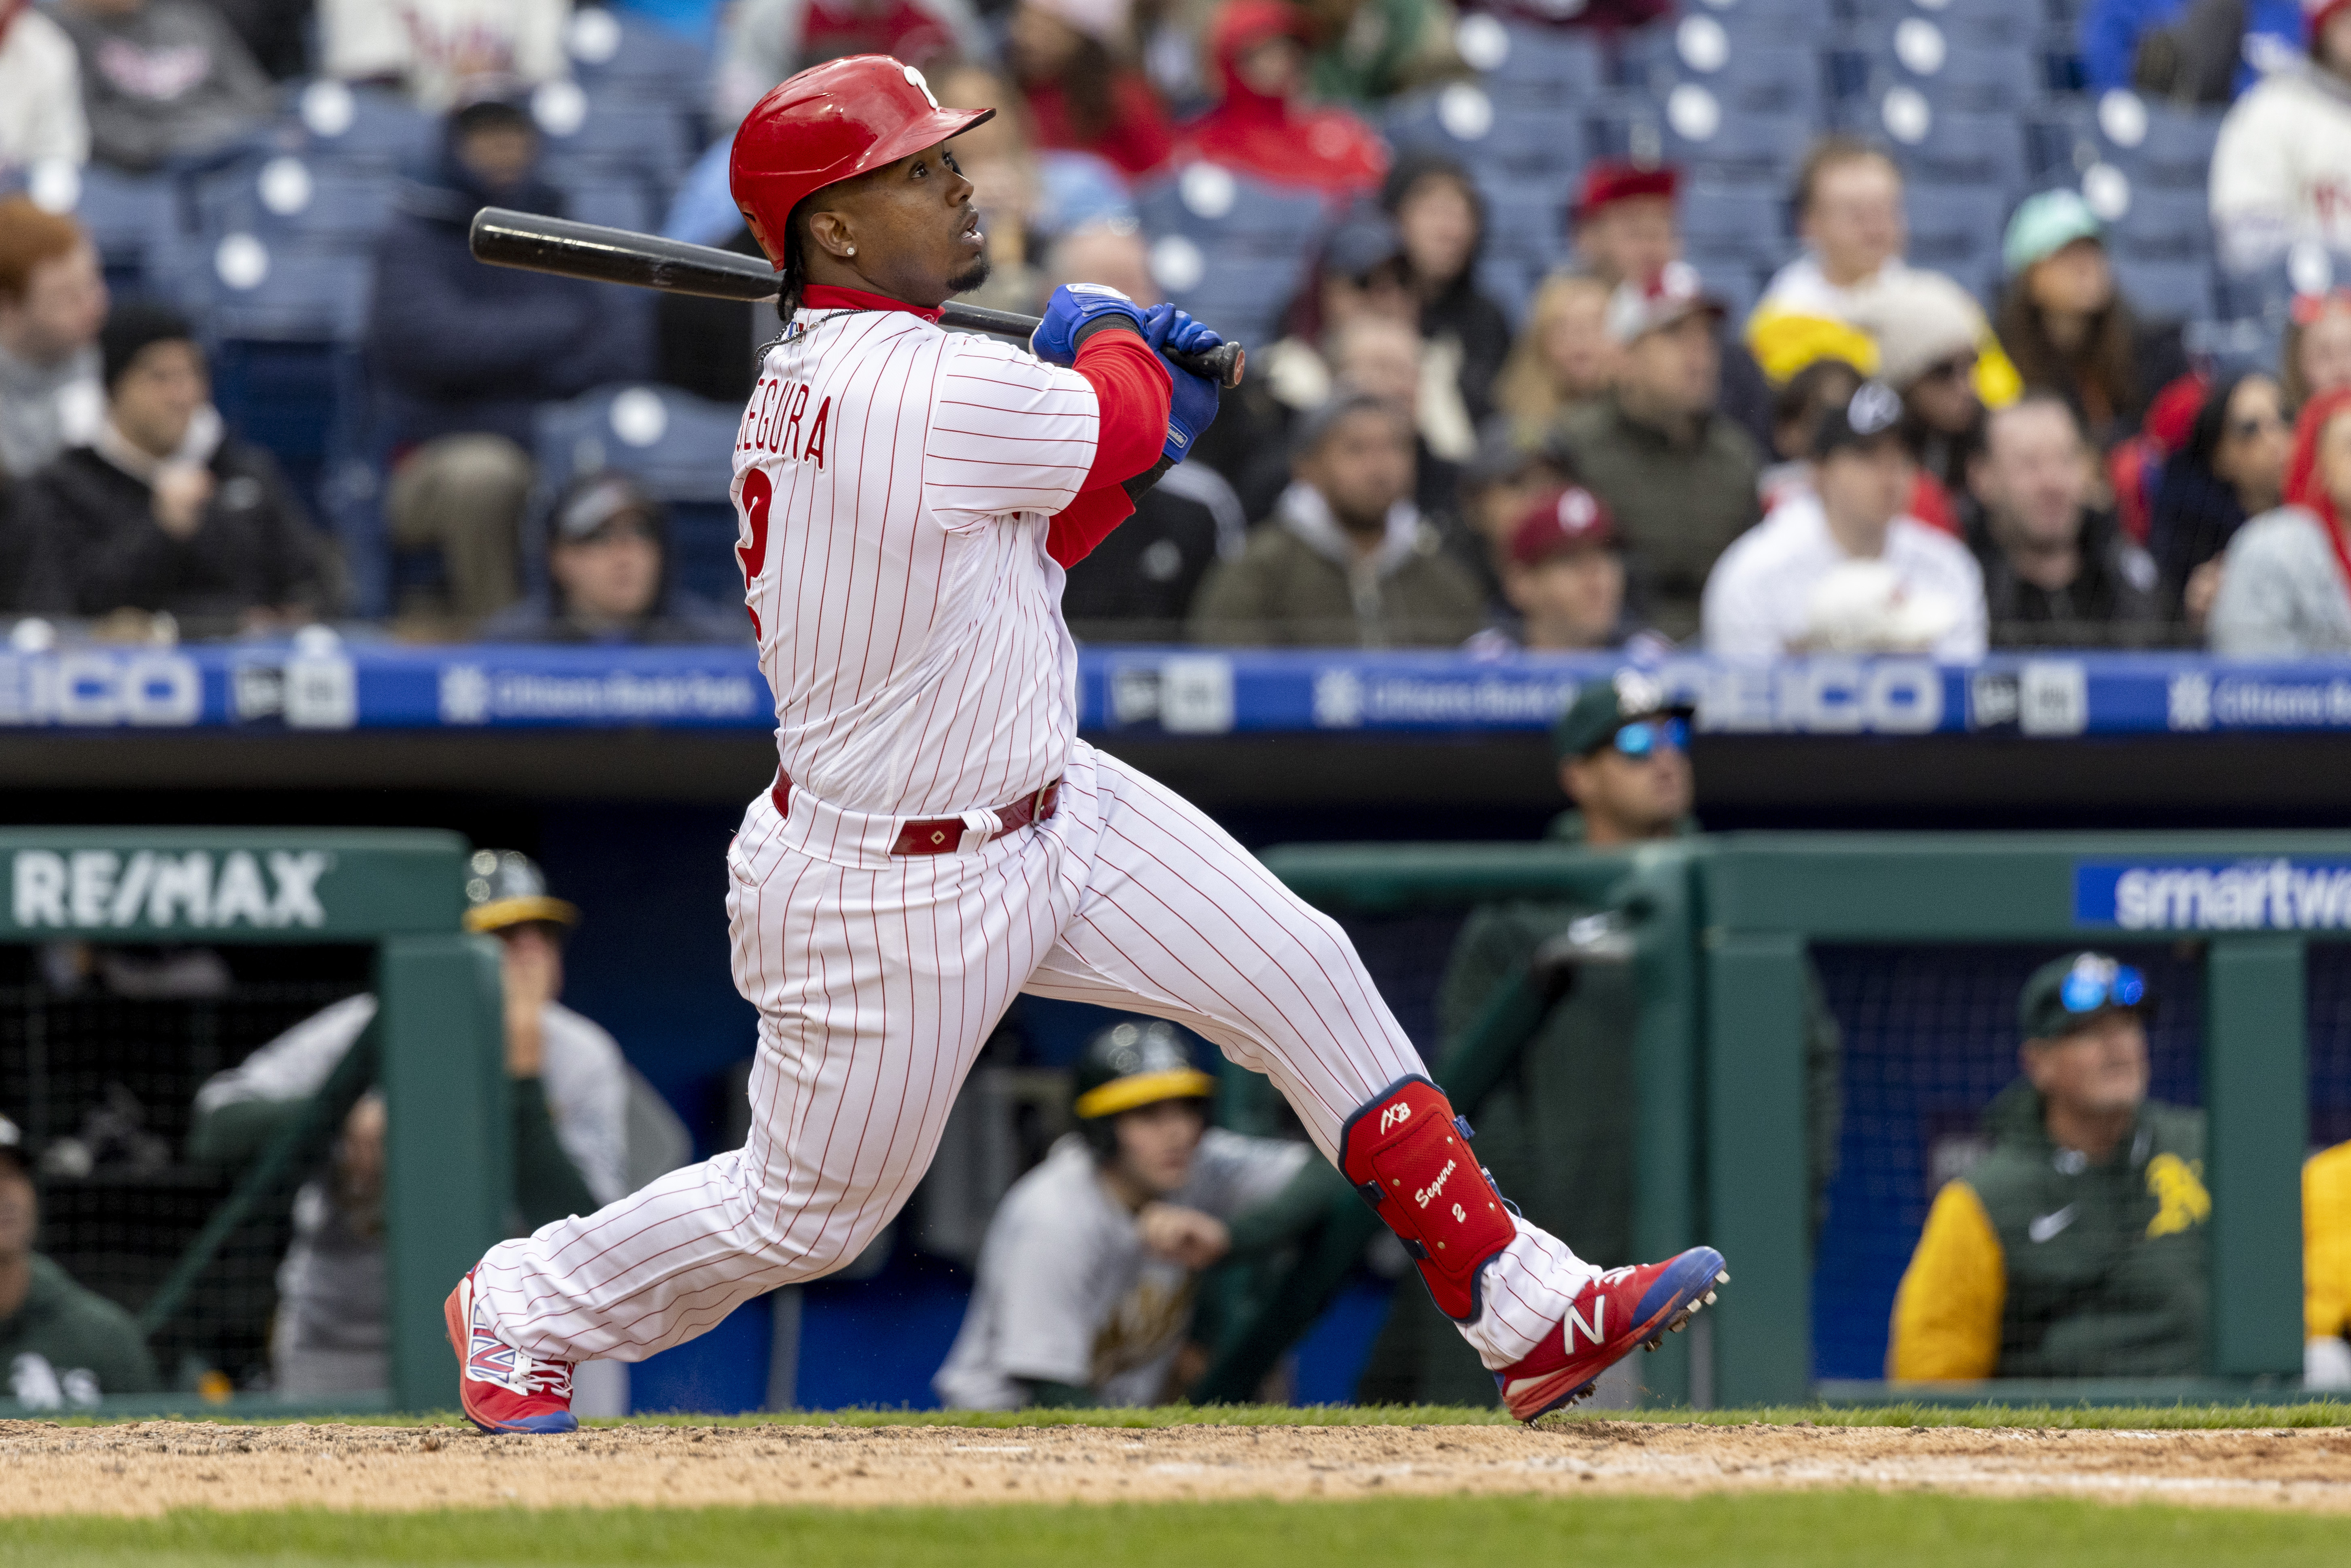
[
  {"left": 1564, "top": 1297, "right": 1608, "bottom": 1349},
  {"left": 2028, "top": 1204, "right": 2079, "bottom": 1243}
]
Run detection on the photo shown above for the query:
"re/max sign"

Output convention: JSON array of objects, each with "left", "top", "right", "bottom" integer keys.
[{"left": 9, "top": 850, "right": 331, "bottom": 930}]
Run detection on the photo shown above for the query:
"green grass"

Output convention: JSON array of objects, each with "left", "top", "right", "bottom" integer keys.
[
  {"left": 29, "top": 1400, "right": 2351, "bottom": 1430},
  {"left": 6, "top": 1494, "right": 2348, "bottom": 1568}
]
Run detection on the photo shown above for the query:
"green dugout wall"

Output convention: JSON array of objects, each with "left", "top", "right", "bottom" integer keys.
[
  {"left": 1260, "top": 831, "right": 2347, "bottom": 1407},
  {"left": 0, "top": 829, "right": 497, "bottom": 1413}
]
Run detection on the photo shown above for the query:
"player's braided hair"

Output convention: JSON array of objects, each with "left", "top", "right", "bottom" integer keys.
[{"left": 773, "top": 205, "right": 810, "bottom": 331}]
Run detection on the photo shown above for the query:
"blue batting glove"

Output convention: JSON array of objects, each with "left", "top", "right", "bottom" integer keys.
[
  {"left": 1141, "top": 303, "right": 1224, "bottom": 359},
  {"left": 1161, "top": 357, "right": 1219, "bottom": 464},
  {"left": 1030, "top": 283, "right": 1151, "bottom": 366}
]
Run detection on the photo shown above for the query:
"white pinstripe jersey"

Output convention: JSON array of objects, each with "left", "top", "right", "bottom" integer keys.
[{"left": 729, "top": 306, "right": 1103, "bottom": 817}]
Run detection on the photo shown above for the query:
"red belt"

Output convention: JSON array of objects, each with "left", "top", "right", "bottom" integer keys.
[{"left": 770, "top": 774, "right": 1062, "bottom": 855}]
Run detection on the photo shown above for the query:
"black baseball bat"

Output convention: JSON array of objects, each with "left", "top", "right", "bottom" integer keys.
[{"left": 467, "top": 206, "right": 1245, "bottom": 388}]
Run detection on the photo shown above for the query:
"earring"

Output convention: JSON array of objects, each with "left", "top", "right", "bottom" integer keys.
[{"left": 846, "top": 245, "right": 856, "bottom": 256}]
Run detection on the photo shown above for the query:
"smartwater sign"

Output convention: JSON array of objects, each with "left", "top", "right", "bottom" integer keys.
[{"left": 2075, "top": 858, "right": 2351, "bottom": 931}]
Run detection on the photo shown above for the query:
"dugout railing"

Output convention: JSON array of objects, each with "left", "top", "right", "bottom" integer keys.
[
  {"left": 1230, "top": 832, "right": 2346, "bottom": 1409},
  {"left": 0, "top": 829, "right": 499, "bottom": 1416}
]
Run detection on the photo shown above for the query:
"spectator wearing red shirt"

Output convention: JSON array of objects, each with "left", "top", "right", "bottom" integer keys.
[
  {"left": 1008, "top": 0, "right": 1174, "bottom": 180},
  {"left": 1175, "top": 0, "right": 1387, "bottom": 200}
]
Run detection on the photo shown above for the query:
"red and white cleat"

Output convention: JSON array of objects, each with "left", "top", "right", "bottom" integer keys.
[
  {"left": 444, "top": 1267, "right": 578, "bottom": 1434},
  {"left": 1494, "top": 1247, "right": 1728, "bottom": 1423}
]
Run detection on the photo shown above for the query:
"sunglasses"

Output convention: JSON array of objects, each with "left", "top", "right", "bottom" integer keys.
[
  {"left": 1611, "top": 717, "right": 1688, "bottom": 759},
  {"left": 2059, "top": 961, "right": 2146, "bottom": 1015}
]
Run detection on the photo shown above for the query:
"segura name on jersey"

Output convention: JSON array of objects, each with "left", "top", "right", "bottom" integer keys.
[
  {"left": 11, "top": 849, "right": 331, "bottom": 931},
  {"left": 737, "top": 373, "right": 832, "bottom": 469}
]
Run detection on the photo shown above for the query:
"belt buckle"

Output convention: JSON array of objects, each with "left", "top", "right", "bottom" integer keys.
[{"left": 1030, "top": 783, "right": 1052, "bottom": 819}]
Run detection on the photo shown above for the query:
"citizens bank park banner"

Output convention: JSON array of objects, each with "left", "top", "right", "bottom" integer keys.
[{"left": 7, "top": 643, "right": 2351, "bottom": 738}]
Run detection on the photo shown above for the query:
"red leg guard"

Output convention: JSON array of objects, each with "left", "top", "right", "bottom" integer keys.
[{"left": 1340, "top": 1076, "right": 1515, "bottom": 1321}]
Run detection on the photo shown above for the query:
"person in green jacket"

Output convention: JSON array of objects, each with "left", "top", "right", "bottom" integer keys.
[
  {"left": 1358, "top": 672, "right": 1841, "bottom": 1406},
  {"left": 1888, "top": 952, "right": 2208, "bottom": 1380},
  {"left": 0, "top": 1108, "right": 159, "bottom": 1407},
  {"left": 1551, "top": 265, "right": 1765, "bottom": 642},
  {"left": 1187, "top": 392, "right": 1487, "bottom": 648}
]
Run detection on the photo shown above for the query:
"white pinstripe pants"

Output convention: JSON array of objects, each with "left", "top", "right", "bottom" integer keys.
[{"left": 473, "top": 742, "right": 1597, "bottom": 1372}]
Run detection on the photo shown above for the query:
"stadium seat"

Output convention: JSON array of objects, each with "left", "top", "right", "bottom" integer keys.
[
  {"left": 1882, "top": 104, "right": 2029, "bottom": 193},
  {"left": 1134, "top": 164, "right": 1329, "bottom": 347},
  {"left": 2024, "top": 98, "right": 2100, "bottom": 182},
  {"left": 1672, "top": 0, "right": 1837, "bottom": 35},
  {"left": 191, "top": 152, "right": 402, "bottom": 251},
  {"left": 533, "top": 83, "right": 696, "bottom": 196},
  {"left": 1847, "top": 0, "right": 2044, "bottom": 49},
  {"left": 1458, "top": 17, "right": 1608, "bottom": 105},
  {"left": 1678, "top": 180, "right": 1789, "bottom": 272},
  {"left": 1650, "top": 89, "right": 1812, "bottom": 183},
  {"left": 1476, "top": 254, "right": 1538, "bottom": 327},
  {"left": 1644, "top": 20, "right": 1826, "bottom": 120},
  {"left": 2090, "top": 91, "right": 2225, "bottom": 190},
  {"left": 1479, "top": 185, "right": 1571, "bottom": 273},
  {"left": 530, "top": 382, "right": 746, "bottom": 601},
  {"left": 69, "top": 164, "right": 183, "bottom": 294},
  {"left": 1905, "top": 182, "right": 2009, "bottom": 300},
  {"left": 198, "top": 240, "right": 374, "bottom": 343},
  {"left": 2112, "top": 254, "right": 2216, "bottom": 322},
  {"left": 556, "top": 176, "right": 659, "bottom": 236},
  {"left": 562, "top": 6, "right": 711, "bottom": 108},
  {"left": 1856, "top": 34, "right": 2044, "bottom": 115},
  {"left": 2110, "top": 185, "right": 2216, "bottom": 264},
  {"left": 1382, "top": 84, "right": 1590, "bottom": 176},
  {"left": 279, "top": 79, "right": 436, "bottom": 173}
]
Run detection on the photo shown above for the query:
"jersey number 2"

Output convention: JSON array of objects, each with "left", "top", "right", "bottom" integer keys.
[{"left": 737, "top": 468, "right": 773, "bottom": 639}]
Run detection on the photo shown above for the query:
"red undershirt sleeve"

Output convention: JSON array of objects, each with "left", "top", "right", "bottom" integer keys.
[{"left": 1047, "top": 326, "right": 1172, "bottom": 571}]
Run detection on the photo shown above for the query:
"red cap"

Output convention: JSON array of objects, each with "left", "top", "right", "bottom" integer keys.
[
  {"left": 730, "top": 56, "right": 993, "bottom": 267},
  {"left": 1509, "top": 486, "right": 1617, "bottom": 565},
  {"left": 1572, "top": 160, "right": 1679, "bottom": 225}
]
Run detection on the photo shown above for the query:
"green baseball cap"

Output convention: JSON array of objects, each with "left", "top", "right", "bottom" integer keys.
[
  {"left": 2003, "top": 189, "right": 2103, "bottom": 278},
  {"left": 2019, "top": 951, "right": 2153, "bottom": 1041},
  {"left": 1552, "top": 669, "right": 1695, "bottom": 760}
]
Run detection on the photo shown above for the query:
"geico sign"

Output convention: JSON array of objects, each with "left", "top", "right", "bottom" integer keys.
[
  {"left": 0, "top": 652, "right": 203, "bottom": 726},
  {"left": 11, "top": 850, "right": 330, "bottom": 930},
  {"left": 1659, "top": 658, "right": 1945, "bottom": 734}
]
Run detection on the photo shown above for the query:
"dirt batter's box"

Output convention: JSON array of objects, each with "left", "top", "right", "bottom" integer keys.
[{"left": 0, "top": 830, "right": 497, "bottom": 1415}]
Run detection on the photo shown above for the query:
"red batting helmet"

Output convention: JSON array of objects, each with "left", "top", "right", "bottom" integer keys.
[{"left": 729, "top": 56, "right": 994, "bottom": 269}]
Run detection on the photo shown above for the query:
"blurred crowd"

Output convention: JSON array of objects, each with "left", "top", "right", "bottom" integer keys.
[{"left": 2, "top": 0, "right": 2351, "bottom": 656}]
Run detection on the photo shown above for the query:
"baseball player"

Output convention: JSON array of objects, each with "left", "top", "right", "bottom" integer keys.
[
  {"left": 445, "top": 54, "right": 1727, "bottom": 1433},
  {"left": 934, "top": 1021, "right": 1310, "bottom": 1409}
]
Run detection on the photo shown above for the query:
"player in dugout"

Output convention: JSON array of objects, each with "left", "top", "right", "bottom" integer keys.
[
  {"left": 934, "top": 1021, "right": 1310, "bottom": 1408},
  {"left": 189, "top": 852, "right": 670, "bottom": 1402},
  {"left": 442, "top": 54, "right": 1728, "bottom": 1436},
  {"left": 0, "top": 1108, "right": 159, "bottom": 1407},
  {"left": 1361, "top": 670, "right": 1840, "bottom": 1407},
  {"left": 1887, "top": 953, "right": 2209, "bottom": 1379}
]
